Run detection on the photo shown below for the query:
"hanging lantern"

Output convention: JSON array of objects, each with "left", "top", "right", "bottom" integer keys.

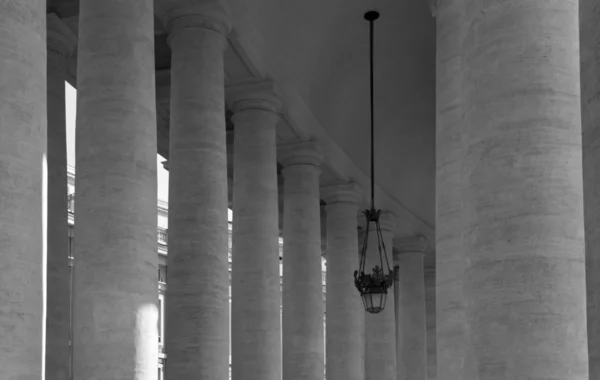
[
  {"left": 354, "top": 209, "right": 394, "bottom": 314},
  {"left": 353, "top": 10, "right": 395, "bottom": 314}
]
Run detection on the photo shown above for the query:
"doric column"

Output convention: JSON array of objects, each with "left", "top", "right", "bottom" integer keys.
[
  {"left": 228, "top": 79, "right": 282, "bottom": 380},
  {"left": 159, "top": 3, "right": 231, "bottom": 379},
  {"left": 462, "top": 1, "right": 588, "bottom": 378},
  {"left": 72, "top": 1, "right": 158, "bottom": 379},
  {"left": 321, "top": 183, "right": 365, "bottom": 380},
  {"left": 279, "top": 141, "right": 325, "bottom": 380},
  {"left": 364, "top": 211, "right": 397, "bottom": 380},
  {"left": 581, "top": 1, "right": 600, "bottom": 377},
  {"left": 424, "top": 268, "right": 437, "bottom": 380},
  {"left": 0, "top": 1, "right": 46, "bottom": 378},
  {"left": 435, "top": 0, "right": 468, "bottom": 379},
  {"left": 394, "top": 236, "right": 428, "bottom": 380},
  {"left": 46, "top": 13, "right": 76, "bottom": 380}
]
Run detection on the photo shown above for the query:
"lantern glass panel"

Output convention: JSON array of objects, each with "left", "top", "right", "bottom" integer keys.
[{"left": 361, "top": 291, "right": 387, "bottom": 314}]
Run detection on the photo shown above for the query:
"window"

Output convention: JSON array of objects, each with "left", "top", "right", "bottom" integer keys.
[
  {"left": 158, "top": 293, "right": 165, "bottom": 345},
  {"left": 158, "top": 265, "right": 167, "bottom": 284}
]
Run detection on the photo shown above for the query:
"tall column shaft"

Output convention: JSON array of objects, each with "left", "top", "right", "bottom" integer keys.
[
  {"left": 322, "top": 184, "right": 365, "bottom": 380},
  {"left": 424, "top": 269, "right": 437, "bottom": 380},
  {"left": 46, "top": 14, "right": 76, "bottom": 380},
  {"left": 0, "top": 1, "right": 46, "bottom": 378},
  {"left": 162, "top": 4, "right": 231, "bottom": 379},
  {"left": 228, "top": 79, "right": 282, "bottom": 380},
  {"left": 394, "top": 237, "right": 428, "bottom": 380},
  {"left": 435, "top": 0, "right": 468, "bottom": 379},
  {"left": 462, "top": 1, "right": 588, "bottom": 378},
  {"left": 279, "top": 141, "right": 324, "bottom": 380},
  {"left": 73, "top": 1, "right": 158, "bottom": 378},
  {"left": 364, "top": 212, "right": 396, "bottom": 380},
  {"left": 581, "top": 1, "right": 600, "bottom": 377}
]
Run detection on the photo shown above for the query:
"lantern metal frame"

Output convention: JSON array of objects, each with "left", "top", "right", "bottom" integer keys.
[{"left": 352, "top": 10, "right": 395, "bottom": 314}]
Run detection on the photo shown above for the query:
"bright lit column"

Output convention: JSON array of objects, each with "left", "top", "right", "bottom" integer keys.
[
  {"left": 158, "top": 3, "right": 231, "bottom": 379},
  {"left": 46, "top": 13, "right": 76, "bottom": 380},
  {"left": 364, "top": 211, "right": 397, "bottom": 380},
  {"left": 321, "top": 183, "right": 365, "bottom": 380},
  {"left": 228, "top": 79, "right": 282, "bottom": 380},
  {"left": 0, "top": 1, "right": 46, "bottom": 378},
  {"left": 72, "top": 0, "right": 158, "bottom": 379},
  {"left": 581, "top": 1, "right": 600, "bottom": 377},
  {"left": 279, "top": 141, "right": 325, "bottom": 380},
  {"left": 462, "top": 1, "right": 588, "bottom": 378},
  {"left": 394, "top": 236, "right": 428, "bottom": 380}
]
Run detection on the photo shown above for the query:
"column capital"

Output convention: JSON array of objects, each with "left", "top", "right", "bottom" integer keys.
[
  {"left": 160, "top": 2, "right": 232, "bottom": 40},
  {"left": 363, "top": 210, "right": 396, "bottom": 232},
  {"left": 424, "top": 266, "right": 436, "bottom": 276},
  {"left": 427, "top": 0, "right": 438, "bottom": 17},
  {"left": 321, "top": 182, "right": 363, "bottom": 205},
  {"left": 47, "top": 13, "right": 77, "bottom": 57},
  {"left": 278, "top": 140, "right": 323, "bottom": 168},
  {"left": 226, "top": 78, "right": 283, "bottom": 117},
  {"left": 379, "top": 210, "right": 397, "bottom": 232},
  {"left": 394, "top": 235, "right": 429, "bottom": 255}
]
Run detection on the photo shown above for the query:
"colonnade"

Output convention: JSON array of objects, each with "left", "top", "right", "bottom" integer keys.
[
  {"left": 4, "top": 0, "right": 596, "bottom": 380},
  {"left": 0, "top": 1, "right": 430, "bottom": 379}
]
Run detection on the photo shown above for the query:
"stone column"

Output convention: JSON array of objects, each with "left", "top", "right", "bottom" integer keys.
[
  {"left": 279, "top": 141, "right": 325, "bottom": 380},
  {"left": 72, "top": 1, "right": 158, "bottom": 379},
  {"left": 394, "top": 236, "right": 428, "bottom": 380},
  {"left": 581, "top": 1, "right": 600, "bottom": 377},
  {"left": 462, "top": 1, "right": 588, "bottom": 378},
  {"left": 46, "top": 14, "right": 76, "bottom": 380},
  {"left": 435, "top": 0, "right": 468, "bottom": 379},
  {"left": 228, "top": 79, "right": 282, "bottom": 380},
  {"left": 158, "top": 3, "right": 231, "bottom": 379},
  {"left": 0, "top": 1, "right": 46, "bottom": 378},
  {"left": 364, "top": 211, "right": 397, "bottom": 380},
  {"left": 424, "top": 268, "right": 437, "bottom": 380},
  {"left": 321, "top": 183, "right": 365, "bottom": 380}
]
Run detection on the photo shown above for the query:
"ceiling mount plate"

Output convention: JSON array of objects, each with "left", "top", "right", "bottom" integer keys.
[{"left": 364, "top": 10, "right": 380, "bottom": 21}]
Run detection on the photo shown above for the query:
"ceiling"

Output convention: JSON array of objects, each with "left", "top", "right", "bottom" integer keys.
[
  {"left": 50, "top": 0, "right": 437, "bottom": 262},
  {"left": 224, "top": 0, "right": 436, "bottom": 243}
]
